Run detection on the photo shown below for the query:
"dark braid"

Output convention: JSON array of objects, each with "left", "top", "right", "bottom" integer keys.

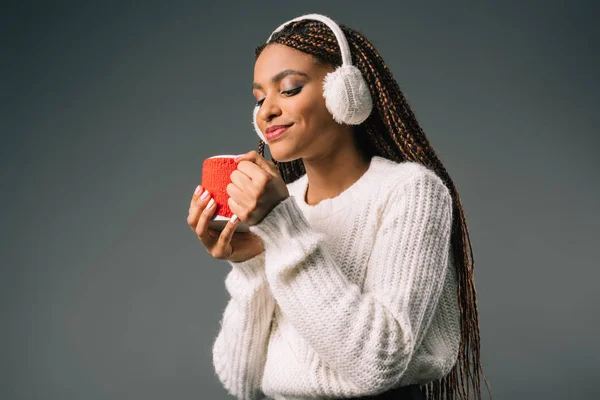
[{"left": 254, "top": 19, "right": 492, "bottom": 400}]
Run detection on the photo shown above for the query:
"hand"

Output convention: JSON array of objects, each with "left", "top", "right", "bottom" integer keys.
[
  {"left": 227, "top": 150, "right": 289, "bottom": 226},
  {"left": 187, "top": 185, "right": 264, "bottom": 263}
]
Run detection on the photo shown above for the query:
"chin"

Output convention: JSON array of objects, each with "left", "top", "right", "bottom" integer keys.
[{"left": 269, "top": 146, "right": 299, "bottom": 164}]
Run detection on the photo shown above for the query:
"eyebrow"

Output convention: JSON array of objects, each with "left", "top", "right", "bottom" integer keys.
[{"left": 252, "top": 69, "right": 309, "bottom": 90}]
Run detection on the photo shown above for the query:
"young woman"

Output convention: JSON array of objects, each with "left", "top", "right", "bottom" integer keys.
[{"left": 187, "top": 14, "right": 491, "bottom": 400}]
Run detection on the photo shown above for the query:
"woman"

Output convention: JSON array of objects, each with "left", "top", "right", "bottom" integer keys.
[{"left": 187, "top": 14, "right": 491, "bottom": 400}]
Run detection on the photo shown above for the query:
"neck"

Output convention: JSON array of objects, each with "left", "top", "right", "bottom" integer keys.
[{"left": 302, "top": 146, "right": 371, "bottom": 206}]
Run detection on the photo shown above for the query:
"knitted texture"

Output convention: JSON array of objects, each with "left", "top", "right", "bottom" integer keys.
[
  {"left": 201, "top": 157, "right": 237, "bottom": 218},
  {"left": 322, "top": 64, "right": 373, "bottom": 125},
  {"left": 212, "top": 156, "right": 460, "bottom": 400}
]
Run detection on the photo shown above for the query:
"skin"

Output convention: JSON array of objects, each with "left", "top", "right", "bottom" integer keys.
[
  {"left": 187, "top": 43, "right": 370, "bottom": 262},
  {"left": 252, "top": 43, "right": 370, "bottom": 206}
]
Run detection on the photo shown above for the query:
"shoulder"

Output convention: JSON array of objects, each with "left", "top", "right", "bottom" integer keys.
[
  {"left": 373, "top": 157, "right": 449, "bottom": 194},
  {"left": 373, "top": 158, "right": 452, "bottom": 209}
]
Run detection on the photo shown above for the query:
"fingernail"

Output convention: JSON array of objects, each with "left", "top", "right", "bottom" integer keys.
[
  {"left": 194, "top": 185, "right": 201, "bottom": 195},
  {"left": 200, "top": 189, "right": 209, "bottom": 200},
  {"left": 207, "top": 198, "right": 215, "bottom": 209},
  {"left": 234, "top": 154, "right": 244, "bottom": 160},
  {"left": 230, "top": 214, "right": 238, "bottom": 223}
]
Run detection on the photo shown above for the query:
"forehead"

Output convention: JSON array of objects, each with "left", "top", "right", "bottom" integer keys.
[{"left": 253, "top": 44, "right": 319, "bottom": 82}]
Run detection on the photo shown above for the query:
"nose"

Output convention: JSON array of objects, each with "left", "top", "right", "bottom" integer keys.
[{"left": 256, "top": 94, "right": 282, "bottom": 123}]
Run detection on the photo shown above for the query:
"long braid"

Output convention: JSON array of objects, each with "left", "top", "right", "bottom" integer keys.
[{"left": 254, "top": 19, "right": 492, "bottom": 400}]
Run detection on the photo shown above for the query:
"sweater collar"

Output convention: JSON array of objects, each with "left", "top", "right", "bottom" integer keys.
[{"left": 291, "top": 156, "right": 385, "bottom": 221}]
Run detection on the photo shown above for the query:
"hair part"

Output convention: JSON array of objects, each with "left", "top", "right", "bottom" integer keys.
[{"left": 254, "top": 19, "right": 492, "bottom": 400}]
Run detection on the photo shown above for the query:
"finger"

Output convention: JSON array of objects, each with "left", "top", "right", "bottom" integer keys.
[
  {"left": 235, "top": 150, "right": 278, "bottom": 176},
  {"left": 227, "top": 182, "right": 253, "bottom": 211},
  {"left": 194, "top": 196, "right": 217, "bottom": 238},
  {"left": 228, "top": 169, "right": 256, "bottom": 197},
  {"left": 236, "top": 160, "right": 271, "bottom": 183},
  {"left": 189, "top": 185, "right": 204, "bottom": 207},
  {"left": 230, "top": 169, "right": 253, "bottom": 187},
  {"left": 227, "top": 197, "right": 245, "bottom": 223},
  {"left": 187, "top": 188, "right": 210, "bottom": 228},
  {"left": 212, "top": 215, "right": 240, "bottom": 259}
]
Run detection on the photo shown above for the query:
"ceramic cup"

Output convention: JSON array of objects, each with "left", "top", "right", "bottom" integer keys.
[{"left": 201, "top": 155, "right": 250, "bottom": 233}]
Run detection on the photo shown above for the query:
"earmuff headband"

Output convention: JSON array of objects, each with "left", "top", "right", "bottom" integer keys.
[{"left": 267, "top": 14, "right": 353, "bottom": 67}]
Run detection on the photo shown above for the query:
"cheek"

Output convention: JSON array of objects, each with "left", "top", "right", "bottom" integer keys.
[{"left": 292, "top": 91, "right": 331, "bottom": 127}]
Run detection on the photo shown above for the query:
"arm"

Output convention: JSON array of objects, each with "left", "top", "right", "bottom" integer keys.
[
  {"left": 249, "top": 172, "right": 453, "bottom": 393},
  {"left": 212, "top": 251, "right": 275, "bottom": 400}
]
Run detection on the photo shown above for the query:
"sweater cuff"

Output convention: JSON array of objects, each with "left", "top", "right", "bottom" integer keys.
[
  {"left": 249, "top": 196, "right": 316, "bottom": 251},
  {"left": 228, "top": 251, "right": 266, "bottom": 279},
  {"left": 225, "top": 252, "right": 267, "bottom": 297}
]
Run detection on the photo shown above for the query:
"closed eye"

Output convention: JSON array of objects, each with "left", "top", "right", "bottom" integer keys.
[{"left": 255, "top": 87, "right": 303, "bottom": 107}]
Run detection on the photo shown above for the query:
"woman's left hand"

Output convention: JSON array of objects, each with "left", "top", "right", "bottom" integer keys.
[{"left": 227, "top": 150, "right": 289, "bottom": 226}]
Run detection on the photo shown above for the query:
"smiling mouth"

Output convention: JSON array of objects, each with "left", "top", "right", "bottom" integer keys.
[{"left": 266, "top": 125, "right": 291, "bottom": 141}]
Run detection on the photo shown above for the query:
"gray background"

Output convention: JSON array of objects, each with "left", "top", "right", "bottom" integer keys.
[{"left": 2, "top": 1, "right": 598, "bottom": 399}]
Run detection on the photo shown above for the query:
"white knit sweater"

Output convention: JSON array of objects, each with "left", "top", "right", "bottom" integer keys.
[{"left": 212, "top": 155, "right": 460, "bottom": 400}]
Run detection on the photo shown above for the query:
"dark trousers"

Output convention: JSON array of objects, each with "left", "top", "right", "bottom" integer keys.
[{"left": 344, "top": 384, "right": 425, "bottom": 400}]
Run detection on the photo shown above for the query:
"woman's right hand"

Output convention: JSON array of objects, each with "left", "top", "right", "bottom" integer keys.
[{"left": 187, "top": 185, "right": 265, "bottom": 263}]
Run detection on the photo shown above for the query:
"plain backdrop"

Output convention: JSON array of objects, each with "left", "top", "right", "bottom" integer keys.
[{"left": 2, "top": 1, "right": 599, "bottom": 399}]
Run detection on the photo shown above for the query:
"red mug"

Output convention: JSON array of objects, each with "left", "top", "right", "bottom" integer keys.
[{"left": 201, "top": 155, "right": 250, "bottom": 233}]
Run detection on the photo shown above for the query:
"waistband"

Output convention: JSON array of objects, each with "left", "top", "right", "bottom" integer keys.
[{"left": 343, "top": 383, "right": 425, "bottom": 400}]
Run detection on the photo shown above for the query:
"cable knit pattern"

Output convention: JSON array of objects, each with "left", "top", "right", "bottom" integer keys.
[{"left": 212, "top": 156, "right": 460, "bottom": 400}]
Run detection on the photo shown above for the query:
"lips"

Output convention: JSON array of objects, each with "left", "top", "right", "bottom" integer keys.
[{"left": 266, "top": 124, "right": 292, "bottom": 141}]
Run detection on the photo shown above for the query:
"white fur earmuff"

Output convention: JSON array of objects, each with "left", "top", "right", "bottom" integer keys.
[{"left": 252, "top": 106, "right": 265, "bottom": 142}]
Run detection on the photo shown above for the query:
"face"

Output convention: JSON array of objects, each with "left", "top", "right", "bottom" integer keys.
[{"left": 252, "top": 44, "right": 349, "bottom": 162}]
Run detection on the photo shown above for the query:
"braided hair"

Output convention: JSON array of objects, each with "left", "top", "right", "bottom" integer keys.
[{"left": 254, "top": 19, "right": 492, "bottom": 400}]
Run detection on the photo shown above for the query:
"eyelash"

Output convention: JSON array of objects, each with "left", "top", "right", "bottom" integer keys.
[{"left": 256, "top": 87, "right": 302, "bottom": 107}]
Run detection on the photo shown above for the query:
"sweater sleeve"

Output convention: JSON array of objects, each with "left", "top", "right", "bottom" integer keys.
[
  {"left": 248, "top": 172, "right": 453, "bottom": 393},
  {"left": 212, "top": 251, "right": 276, "bottom": 400}
]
